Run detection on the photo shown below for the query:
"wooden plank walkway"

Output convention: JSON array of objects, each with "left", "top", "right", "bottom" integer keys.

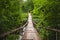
[{"left": 22, "top": 13, "right": 41, "bottom": 40}]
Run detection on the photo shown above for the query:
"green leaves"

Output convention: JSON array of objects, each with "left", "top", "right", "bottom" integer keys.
[
  {"left": 21, "top": 0, "right": 34, "bottom": 12},
  {"left": 32, "top": 0, "right": 60, "bottom": 40},
  {"left": 0, "top": 0, "right": 21, "bottom": 40}
]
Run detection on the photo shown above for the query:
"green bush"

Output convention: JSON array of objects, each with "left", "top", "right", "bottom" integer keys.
[
  {"left": 0, "top": 0, "right": 21, "bottom": 40},
  {"left": 32, "top": 0, "right": 60, "bottom": 40}
]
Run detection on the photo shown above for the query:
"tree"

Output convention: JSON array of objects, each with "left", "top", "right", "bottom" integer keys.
[
  {"left": 32, "top": 0, "right": 60, "bottom": 40},
  {"left": 0, "top": 0, "right": 21, "bottom": 40}
]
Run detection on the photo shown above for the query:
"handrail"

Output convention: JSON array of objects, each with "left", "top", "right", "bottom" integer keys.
[
  {"left": 0, "top": 22, "right": 28, "bottom": 38},
  {"left": 45, "top": 27, "right": 60, "bottom": 32},
  {"left": 33, "top": 21, "right": 60, "bottom": 40},
  {"left": 33, "top": 21, "right": 60, "bottom": 32}
]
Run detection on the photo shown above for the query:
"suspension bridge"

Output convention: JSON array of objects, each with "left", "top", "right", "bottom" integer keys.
[{"left": 0, "top": 13, "right": 60, "bottom": 40}]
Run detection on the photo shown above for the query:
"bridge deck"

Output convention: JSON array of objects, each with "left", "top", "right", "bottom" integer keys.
[{"left": 22, "top": 13, "right": 41, "bottom": 40}]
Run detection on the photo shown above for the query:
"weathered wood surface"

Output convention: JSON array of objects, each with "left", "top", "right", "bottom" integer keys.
[{"left": 22, "top": 13, "right": 41, "bottom": 40}]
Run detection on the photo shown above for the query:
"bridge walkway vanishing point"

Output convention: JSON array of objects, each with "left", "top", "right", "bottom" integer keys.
[
  {"left": 1, "top": 13, "right": 60, "bottom": 40},
  {"left": 0, "top": 13, "right": 60, "bottom": 40},
  {"left": 22, "top": 13, "right": 41, "bottom": 40}
]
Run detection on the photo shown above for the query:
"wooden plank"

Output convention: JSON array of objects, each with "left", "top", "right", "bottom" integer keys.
[{"left": 22, "top": 13, "right": 41, "bottom": 40}]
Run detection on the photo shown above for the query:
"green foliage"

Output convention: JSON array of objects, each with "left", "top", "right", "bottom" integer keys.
[
  {"left": 0, "top": 0, "right": 60, "bottom": 40},
  {"left": 21, "top": 13, "right": 28, "bottom": 26},
  {"left": 3, "top": 34, "right": 19, "bottom": 40},
  {"left": 0, "top": 0, "right": 21, "bottom": 40},
  {"left": 32, "top": 0, "right": 60, "bottom": 40},
  {"left": 22, "top": 0, "right": 34, "bottom": 12},
  {"left": 0, "top": 0, "right": 21, "bottom": 33}
]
